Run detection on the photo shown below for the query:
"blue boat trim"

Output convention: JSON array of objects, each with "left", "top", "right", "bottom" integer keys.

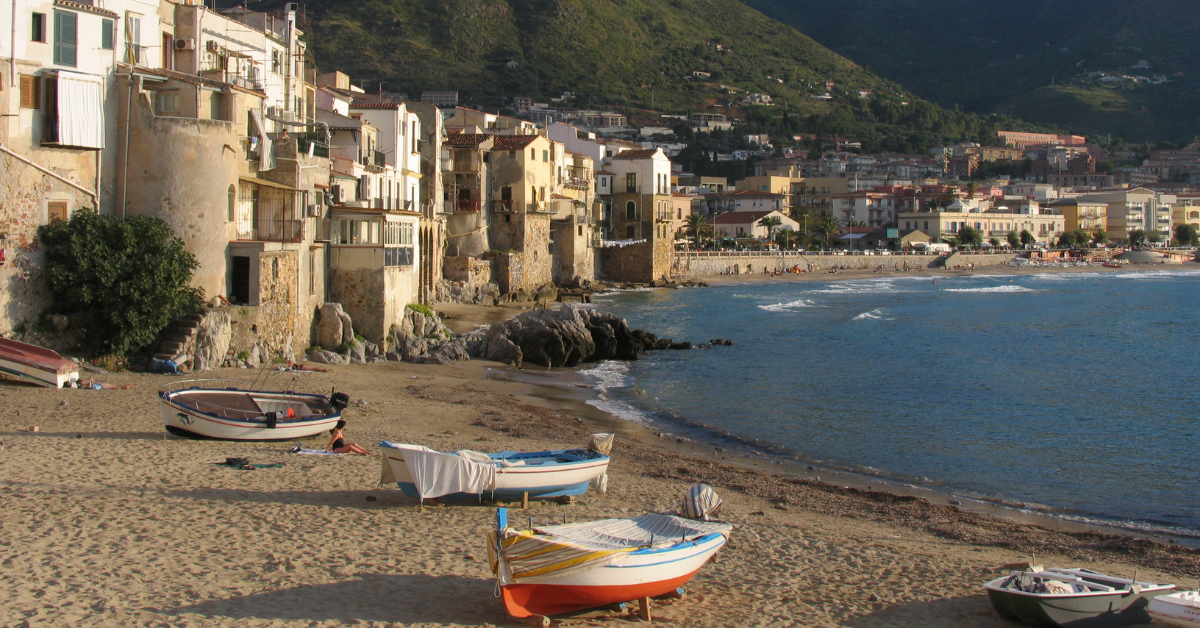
[{"left": 396, "top": 480, "right": 593, "bottom": 500}]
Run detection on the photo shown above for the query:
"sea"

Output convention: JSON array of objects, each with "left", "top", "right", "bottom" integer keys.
[{"left": 580, "top": 268, "right": 1200, "bottom": 539}]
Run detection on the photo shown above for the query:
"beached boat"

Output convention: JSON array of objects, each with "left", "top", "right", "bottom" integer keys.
[
  {"left": 1149, "top": 590, "right": 1200, "bottom": 628},
  {"left": 0, "top": 338, "right": 78, "bottom": 388},
  {"left": 983, "top": 567, "right": 1174, "bottom": 628},
  {"left": 159, "top": 379, "right": 346, "bottom": 441},
  {"left": 1102, "top": 262, "right": 1125, "bottom": 268},
  {"left": 379, "top": 441, "right": 609, "bottom": 500},
  {"left": 486, "top": 507, "right": 732, "bottom": 618}
]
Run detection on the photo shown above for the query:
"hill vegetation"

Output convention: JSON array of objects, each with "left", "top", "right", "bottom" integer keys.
[
  {"left": 242, "top": 0, "right": 1043, "bottom": 153},
  {"left": 746, "top": 0, "right": 1200, "bottom": 143}
]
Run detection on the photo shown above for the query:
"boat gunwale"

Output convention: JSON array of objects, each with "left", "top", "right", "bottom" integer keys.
[
  {"left": 982, "top": 575, "right": 1174, "bottom": 599},
  {"left": 161, "top": 383, "right": 338, "bottom": 425}
]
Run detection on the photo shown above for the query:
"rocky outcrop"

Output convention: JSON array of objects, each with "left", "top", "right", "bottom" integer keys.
[
  {"left": 469, "top": 305, "right": 689, "bottom": 368},
  {"left": 192, "top": 311, "right": 231, "bottom": 371},
  {"left": 317, "top": 303, "right": 355, "bottom": 350},
  {"left": 435, "top": 278, "right": 501, "bottom": 305}
]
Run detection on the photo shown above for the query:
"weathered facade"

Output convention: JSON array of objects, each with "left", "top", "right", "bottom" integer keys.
[{"left": 327, "top": 207, "right": 420, "bottom": 344}]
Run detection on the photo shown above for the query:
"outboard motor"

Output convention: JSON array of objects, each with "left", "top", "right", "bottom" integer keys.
[{"left": 330, "top": 392, "right": 350, "bottom": 413}]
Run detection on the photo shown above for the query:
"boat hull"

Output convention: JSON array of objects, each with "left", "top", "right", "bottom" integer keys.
[
  {"left": 1149, "top": 594, "right": 1200, "bottom": 628},
  {"left": 160, "top": 391, "right": 339, "bottom": 442},
  {"left": 501, "top": 534, "right": 725, "bottom": 618},
  {"left": 986, "top": 587, "right": 1164, "bottom": 628},
  {"left": 0, "top": 338, "right": 78, "bottom": 388},
  {"left": 382, "top": 447, "right": 608, "bottom": 500}
]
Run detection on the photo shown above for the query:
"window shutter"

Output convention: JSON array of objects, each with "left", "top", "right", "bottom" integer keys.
[
  {"left": 101, "top": 19, "right": 113, "bottom": 50},
  {"left": 53, "top": 10, "right": 77, "bottom": 67},
  {"left": 19, "top": 75, "right": 39, "bottom": 109}
]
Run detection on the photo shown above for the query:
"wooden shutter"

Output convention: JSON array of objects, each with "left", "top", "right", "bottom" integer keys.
[
  {"left": 48, "top": 202, "right": 69, "bottom": 223},
  {"left": 53, "top": 10, "right": 77, "bottom": 67},
  {"left": 19, "top": 75, "right": 39, "bottom": 109},
  {"left": 101, "top": 18, "right": 113, "bottom": 50}
]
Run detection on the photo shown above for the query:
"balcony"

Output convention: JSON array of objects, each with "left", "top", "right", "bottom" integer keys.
[
  {"left": 236, "top": 219, "right": 305, "bottom": 242},
  {"left": 561, "top": 175, "right": 592, "bottom": 191},
  {"left": 449, "top": 157, "right": 482, "bottom": 173},
  {"left": 528, "top": 201, "right": 552, "bottom": 213},
  {"left": 491, "top": 200, "right": 515, "bottom": 213},
  {"left": 447, "top": 199, "right": 480, "bottom": 212},
  {"left": 198, "top": 68, "right": 263, "bottom": 92}
]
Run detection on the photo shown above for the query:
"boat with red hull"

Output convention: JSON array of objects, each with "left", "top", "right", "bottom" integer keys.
[
  {"left": 0, "top": 337, "right": 78, "bottom": 388},
  {"left": 487, "top": 507, "right": 731, "bottom": 619}
]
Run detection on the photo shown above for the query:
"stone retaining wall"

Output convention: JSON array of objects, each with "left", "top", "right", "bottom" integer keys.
[{"left": 676, "top": 252, "right": 1020, "bottom": 277}]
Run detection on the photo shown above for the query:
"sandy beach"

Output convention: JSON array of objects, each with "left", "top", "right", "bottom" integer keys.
[{"left": 2, "top": 278, "right": 1198, "bottom": 628}]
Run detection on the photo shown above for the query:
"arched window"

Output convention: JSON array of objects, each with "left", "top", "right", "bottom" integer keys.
[
  {"left": 625, "top": 201, "right": 636, "bottom": 220},
  {"left": 227, "top": 185, "right": 236, "bottom": 221}
]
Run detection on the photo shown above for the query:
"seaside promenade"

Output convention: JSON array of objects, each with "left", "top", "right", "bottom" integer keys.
[{"left": 2, "top": 316, "right": 1197, "bottom": 627}]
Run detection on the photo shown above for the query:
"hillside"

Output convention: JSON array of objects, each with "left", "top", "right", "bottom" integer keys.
[
  {"left": 238, "top": 0, "right": 1036, "bottom": 153},
  {"left": 746, "top": 0, "right": 1200, "bottom": 143}
]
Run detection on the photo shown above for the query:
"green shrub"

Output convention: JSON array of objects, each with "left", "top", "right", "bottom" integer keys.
[
  {"left": 38, "top": 211, "right": 203, "bottom": 356},
  {"left": 354, "top": 333, "right": 367, "bottom": 343},
  {"left": 337, "top": 340, "right": 357, "bottom": 353},
  {"left": 236, "top": 350, "right": 250, "bottom": 361},
  {"left": 308, "top": 345, "right": 321, "bottom": 353},
  {"left": 406, "top": 303, "right": 436, "bottom": 318}
]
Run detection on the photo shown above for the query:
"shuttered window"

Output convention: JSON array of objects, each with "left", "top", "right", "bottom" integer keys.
[
  {"left": 19, "top": 75, "right": 40, "bottom": 109},
  {"left": 101, "top": 18, "right": 113, "bottom": 50},
  {"left": 32, "top": 13, "right": 46, "bottom": 42},
  {"left": 53, "top": 10, "right": 77, "bottom": 67}
]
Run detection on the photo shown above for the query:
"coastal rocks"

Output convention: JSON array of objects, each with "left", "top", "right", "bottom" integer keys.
[
  {"left": 435, "top": 278, "right": 501, "bottom": 305},
  {"left": 471, "top": 305, "right": 692, "bottom": 368},
  {"left": 192, "top": 311, "right": 232, "bottom": 371},
  {"left": 709, "top": 339, "right": 733, "bottom": 346},
  {"left": 317, "top": 303, "right": 356, "bottom": 350},
  {"left": 381, "top": 306, "right": 458, "bottom": 364}
]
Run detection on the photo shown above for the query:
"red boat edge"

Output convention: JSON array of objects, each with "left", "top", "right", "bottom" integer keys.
[{"left": 500, "top": 572, "right": 698, "bottom": 618}]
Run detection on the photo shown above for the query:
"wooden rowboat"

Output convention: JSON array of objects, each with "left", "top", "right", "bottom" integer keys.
[
  {"left": 159, "top": 379, "right": 345, "bottom": 441},
  {"left": 0, "top": 337, "right": 78, "bottom": 388},
  {"left": 983, "top": 567, "right": 1173, "bottom": 628},
  {"left": 1148, "top": 590, "right": 1200, "bottom": 628}
]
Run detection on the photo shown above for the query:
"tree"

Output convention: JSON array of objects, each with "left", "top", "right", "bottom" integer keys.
[
  {"left": 988, "top": 237, "right": 1001, "bottom": 248},
  {"left": 957, "top": 225, "right": 982, "bottom": 249},
  {"left": 1174, "top": 224, "right": 1199, "bottom": 246},
  {"left": 1147, "top": 230, "right": 1163, "bottom": 244},
  {"left": 684, "top": 214, "right": 713, "bottom": 248},
  {"left": 1058, "top": 231, "right": 1077, "bottom": 248},
  {"left": 1019, "top": 230, "right": 1035, "bottom": 246},
  {"left": 1094, "top": 229, "right": 1109, "bottom": 246},
  {"left": 1129, "top": 229, "right": 1147, "bottom": 247},
  {"left": 38, "top": 211, "right": 204, "bottom": 357},
  {"left": 1006, "top": 230, "right": 1020, "bottom": 248},
  {"left": 757, "top": 215, "right": 782, "bottom": 240},
  {"left": 813, "top": 216, "right": 843, "bottom": 248}
]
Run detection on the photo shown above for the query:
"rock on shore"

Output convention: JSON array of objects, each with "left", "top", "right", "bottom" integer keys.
[{"left": 466, "top": 305, "right": 686, "bottom": 368}]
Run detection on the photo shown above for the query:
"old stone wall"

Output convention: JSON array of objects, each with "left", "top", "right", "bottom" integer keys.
[
  {"left": 328, "top": 267, "right": 384, "bottom": 344},
  {"left": 598, "top": 242, "right": 657, "bottom": 283},
  {"left": 552, "top": 220, "right": 596, "bottom": 285},
  {"left": 255, "top": 250, "right": 299, "bottom": 355}
]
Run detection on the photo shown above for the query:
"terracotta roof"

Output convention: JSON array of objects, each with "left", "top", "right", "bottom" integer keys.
[
  {"left": 491, "top": 135, "right": 539, "bottom": 150},
  {"left": 445, "top": 133, "right": 491, "bottom": 149},
  {"left": 713, "top": 210, "right": 776, "bottom": 224},
  {"left": 596, "top": 170, "right": 615, "bottom": 175},
  {"left": 551, "top": 193, "right": 573, "bottom": 200},
  {"left": 350, "top": 100, "right": 402, "bottom": 110},
  {"left": 55, "top": 0, "right": 117, "bottom": 17},
  {"left": 612, "top": 149, "right": 660, "bottom": 160}
]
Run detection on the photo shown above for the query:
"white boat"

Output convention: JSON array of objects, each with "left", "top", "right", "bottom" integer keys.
[
  {"left": 983, "top": 567, "right": 1174, "bottom": 628},
  {"left": 486, "top": 507, "right": 732, "bottom": 618},
  {"left": 0, "top": 338, "right": 78, "bottom": 388},
  {"left": 1149, "top": 590, "right": 1200, "bottom": 628},
  {"left": 159, "top": 379, "right": 346, "bottom": 441},
  {"left": 379, "top": 441, "right": 610, "bottom": 500}
]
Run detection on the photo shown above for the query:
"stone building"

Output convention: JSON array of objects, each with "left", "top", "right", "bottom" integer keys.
[
  {"left": 486, "top": 134, "right": 557, "bottom": 297},
  {"left": 327, "top": 205, "right": 420, "bottom": 344},
  {"left": 595, "top": 148, "right": 675, "bottom": 282},
  {"left": 549, "top": 151, "right": 598, "bottom": 284}
]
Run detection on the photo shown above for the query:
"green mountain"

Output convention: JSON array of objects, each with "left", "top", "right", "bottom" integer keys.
[
  {"left": 239, "top": 0, "right": 1038, "bottom": 153},
  {"left": 746, "top": 0, "right": 1200, "bottom": 144}
]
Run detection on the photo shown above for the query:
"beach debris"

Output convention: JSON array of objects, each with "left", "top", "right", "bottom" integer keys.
[
  {"left": 680, "top": 484, "right": 723, "bottom": 521},
  {"left": 869, "top": 593, "right": 881, "bottom": 602},
  {"left": 27, "top": 426, "right": 38, "bottom": 433},
  {"left": 75, "top": 433, "right": 82, "bottom": 439},
  {"left": 365, "top": 495, "right": 377, "bottom": 502}
]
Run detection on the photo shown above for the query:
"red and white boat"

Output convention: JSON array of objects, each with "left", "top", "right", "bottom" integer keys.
[
  {"left": 159, "top": 379, "right": 346, "bottom": 441},
  {"left": 486, "top": 507, "right": 731, "bottom": 618},
  {"left": 0, "top": 337, "right": 78, "bottom": 388}
]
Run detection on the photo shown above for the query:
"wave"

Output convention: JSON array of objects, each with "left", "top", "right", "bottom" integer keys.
[
  {"left": 585, "top": 396, "right": 655, "bottom": 426},
  {"left": 852, "top": 308, "right": 893, "bottom": 321},
  {"left": 943, "top": 285, "right": 1035, "bottom": 293},
  {"left": 578, "top": 361, "right": 636, "bottom": 392},
  {"left": 758, "top": 298, "right": 821, "bottom": 312}
]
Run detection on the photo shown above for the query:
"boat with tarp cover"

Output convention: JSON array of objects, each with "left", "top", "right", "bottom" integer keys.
[
  {"left": 983, "top": 567, "right": 1173, "bottom": 628},
  {"left": 159, "top": 379, "right": 346, "bottom": 441},
  {"left": 486, "top": 507, "right": 731, "bottom": 619}
]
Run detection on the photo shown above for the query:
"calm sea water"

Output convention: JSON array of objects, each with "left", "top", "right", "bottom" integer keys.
[{"left": 582, "top": 268, "right": 1200, "bottom": 537}]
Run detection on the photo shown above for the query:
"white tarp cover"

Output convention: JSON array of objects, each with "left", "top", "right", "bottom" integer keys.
[
  {"left": 249, "top": 109, "right": 275, "bottom": 171},
  {"left": 385, "top": 443, "right": 496, "bottom": 499},
  {"left": 56, "top": 72, "right": 104, "bottom": 149},
  {"left": 532, "top": 513, "right": 732, "bottom": 550}
]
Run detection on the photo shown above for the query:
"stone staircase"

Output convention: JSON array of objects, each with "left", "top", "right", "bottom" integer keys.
[{"left": 153, "top": 313, "right": 205, "bottom": 362}]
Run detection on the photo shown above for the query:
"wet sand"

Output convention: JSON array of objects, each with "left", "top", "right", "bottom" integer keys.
[{"left": 0, "top": 352, "right": 1196, "bottom": 627}]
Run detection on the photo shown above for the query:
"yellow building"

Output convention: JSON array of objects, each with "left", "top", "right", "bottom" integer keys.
[
  {"left": 735, "top": 174, "right": 798, "bottom": 214},
  {"left": 1047, "top": 198, "right": 1108, "bottom": 235},
  {"left": 1173, "top": 193, "right": 1200, "bottom": 233}
]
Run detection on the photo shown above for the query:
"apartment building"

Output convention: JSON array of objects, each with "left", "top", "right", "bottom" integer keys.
[
  {"left": 1047, "top": 198, "right": 1108, "bottom": 234},
  {"left": 1078, "top": 188, "right": 1174, "bottom": 242},
  {"left": 898, "top": 200, "right": 1064, "bottom": 243}
]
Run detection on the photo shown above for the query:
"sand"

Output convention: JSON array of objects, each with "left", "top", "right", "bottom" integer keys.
[{"left": 1, "top": 286, "right": 1197, "bottom": 627}]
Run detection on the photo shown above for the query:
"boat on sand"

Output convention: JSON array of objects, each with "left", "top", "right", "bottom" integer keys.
[
  {"left": 0, "top": 338, "right": 78, "bottom": 388},
  {"left": 486, "top": 507, "right": 731, "bottom": 619},
  {"left": 159, "top": 379, "right": 346, "bottom": 441},
  {"left": 983, "top": 566, "right": 1173, "bottom": 628},
  {"left": 378, "top": 441, "right": 610, "bottom": 501},
  {"left": 1149, "top": 590, "right": 1200, "bottom": 628}
]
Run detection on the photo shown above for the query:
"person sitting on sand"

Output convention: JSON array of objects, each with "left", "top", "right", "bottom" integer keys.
[
  {"left": 326, "top": 420, "right": 369, "bottom": 455},
  {"left": 83, "top": 378, "right": 132, "bottom": 390}
]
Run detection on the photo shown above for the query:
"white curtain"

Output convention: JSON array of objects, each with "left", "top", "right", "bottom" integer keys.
[
  {"left": 57, "top": 73, "right": 104, "bottom": 149},
  {"left": 249, "top": 109, "right": 275, "bottom": 171}
]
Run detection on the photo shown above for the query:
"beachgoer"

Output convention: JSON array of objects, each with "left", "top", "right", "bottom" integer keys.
[
  {"left": 84, "top": 378, "right": 131, "bottom": 390},
  {"left": 326, "top": 420, "right": 369, "bottom": 455},
  {"left": 286, "top": 360, "right": 329, "bottom": 373}
]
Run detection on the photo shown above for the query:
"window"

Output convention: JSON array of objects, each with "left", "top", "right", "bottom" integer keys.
[
  {"left": 542, "top": 150, "right": 548, "bottom": 162},
  {"left": 227, "top": 185, "right": 236, "bottom": 221},
  {"left": 625, "top": 201, "right": 636, "bottom": 220},
  {"left": 529, "top": 148, "right": 535, "bottom": 160},
  {"left": 155, "top": 91, "right": 179, "bottom": 113},
  {"left": 19, "top": 75, "right": 40, "bottom": 109},
  {"left": 125, "top": 14, "right": 141, "bottom": 64},
  {"left": 32, "top": 13, "right": 46, "bottom": 43},
  {"left": 53, "top": 10, "right": 77, "bottom": 67},
  {"left": 101, "top": 18, "right": 113, "bottom": 50},
  {"left": 47, "top": 201, "right": 69, "bottom": 223},
  {"left": 626, "top": 173, "right": 636, "bottom": 193},
  {"left": 271, "top": 49, "right": 282, "bottom": 74}
]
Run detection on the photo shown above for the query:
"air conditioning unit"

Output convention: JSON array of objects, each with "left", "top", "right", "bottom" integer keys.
[
  {"left": 307, "top": 204, "right": 322, "bottom": 217},
  {"left": 174, "top": 39, "right": 196, "bottom": 51},
  {"left": 205, "top": 40, "right": 219, "bottom": 52},
  {"left": 330, "top": 185, "right": 345, "bottom": 203}
]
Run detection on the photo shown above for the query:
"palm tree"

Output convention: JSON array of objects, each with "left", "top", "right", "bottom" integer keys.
[
  {"left": 813, "top": 216, "right": 843, "bottom": 248},
  {"left": 684, "top": 214, "right": 712, "bottom": 249},
  {"left": 758, "top": 215, "right": 782, "bottom": 241}
]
